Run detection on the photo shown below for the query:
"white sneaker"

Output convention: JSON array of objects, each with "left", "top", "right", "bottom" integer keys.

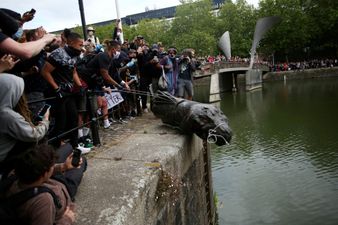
[
  {"left": 143, "top": 108, "right": 149, "bottom": 113},
  {"left": 77, "top": 144, "right": 91, "bottom": 154},
  {"left": 103, "top": 122, "right": 111, "bottom": 129}
]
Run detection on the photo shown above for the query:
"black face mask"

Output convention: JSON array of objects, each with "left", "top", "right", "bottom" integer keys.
[{"left": 65, "top": 46, "right": 82, "bottom": 57}]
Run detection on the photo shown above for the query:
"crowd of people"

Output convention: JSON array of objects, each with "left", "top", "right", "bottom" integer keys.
[
  {"left": 201, "top": 54, "right": 338, "bottom": 73},
  {"left": 269, "top": 59, "right": 338, "bottom": 72},
  {"left": 0, "top": 7, "right": 197, "bottom": 225}
]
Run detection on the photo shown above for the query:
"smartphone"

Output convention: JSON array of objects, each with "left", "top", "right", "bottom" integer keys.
[
  {"left": 71, "top": 149, "right": 82, "bottom": 167},
  {"left": 38, "top": 104, "right": 51, "bottom": 119},
  {"left": 30, "top": 8, "right": 36, "bottom": 15}
]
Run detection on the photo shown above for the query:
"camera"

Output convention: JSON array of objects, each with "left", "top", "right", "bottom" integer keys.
[
  {"left": 71, "top": 148, "right": 82, "bottom": 167},
  {"left": 153, "top": 56, "right": 159, "bottom": 63}
]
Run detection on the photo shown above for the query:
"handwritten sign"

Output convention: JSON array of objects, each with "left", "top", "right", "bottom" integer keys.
[{"left": 105, "top": 91, "right": 124, "bottom": 109}]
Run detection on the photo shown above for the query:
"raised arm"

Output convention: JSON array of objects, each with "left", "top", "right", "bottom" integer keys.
[{"left": 0, "top": 34, "right": 55, "bottom": 59}]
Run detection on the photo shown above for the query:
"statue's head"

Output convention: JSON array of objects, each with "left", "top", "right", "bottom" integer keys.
[{"left": 190, "top": 103, "right": 232, "bottom": 146}]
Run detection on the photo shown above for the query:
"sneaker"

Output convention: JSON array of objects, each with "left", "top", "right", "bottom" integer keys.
[
  {"left": 118, "top": 118, "right": 128, "bottom": 124},
  {"left": 77, "top": 144, "right": 91, "bottom": 154},
  {"left": 109, "top": 118, "right": 118, "bottom": 123},
  {"left": 84, "top": 138, "right": 94, "bottom": 148},
  {"left": 143, "top": 108, "right": 149, "bottom": 113},
  {"left": 104, "top": 122, "right": 111, "bottom": 129}
]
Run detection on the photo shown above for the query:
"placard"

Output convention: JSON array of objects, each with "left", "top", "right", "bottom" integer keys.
[{"left": 105, "top": 91, "right": 124, "bottom": 109}]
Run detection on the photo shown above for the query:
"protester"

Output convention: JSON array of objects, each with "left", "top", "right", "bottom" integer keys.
[
  {"left": 168, "top": 47, "right": 179, "bottom": 96},
  {"left": 86, "top": 26, "right": 100, "bottom": 46},
  {"left": 137, "top": 42, "right": 162, "bottom": 112},
  {"left": 41, "top": 29, "right": 88, "bottom": 152},
  {"left": 177, "top": 49, "right": 196, "bottom": 100},
  {"left": 0, "top": 74, "right": 50, "bottom": 177},
  {"left": 112, "top": 19, "right": 123, "bottom": 45},
  {"left": 78, "top": 40, "right": 128, "bottom": 129},
  {"left": 0, "top": 9, "right": 55, "bottom": 60},
  {"left": 4, "top": 143, "right": 85, "bottom": 225},
  {"left": 119, "top": 49, "right": 141, "bottom": 116},
  {"left": 160, "top": 46, "right": 175, "bottom": 95}
]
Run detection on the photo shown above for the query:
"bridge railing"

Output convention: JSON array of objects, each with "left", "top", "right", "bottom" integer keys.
[{"left": 195, "top": 61, "right": 269, "bottom": 76}]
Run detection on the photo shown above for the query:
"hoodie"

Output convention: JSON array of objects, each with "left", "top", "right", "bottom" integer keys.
[{"left": 0, "top": 73, "right": 49, "bottom": 162}]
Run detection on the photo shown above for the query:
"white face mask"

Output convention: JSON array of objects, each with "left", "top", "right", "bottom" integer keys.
[
  {"left": 117, "top": 32, "right": 121, "bottom": 36},
  {"left": 12, "top": 27, "right": 23, "bottom": 40},
  {"left": 87, "top": 31, "right": 94, "bottom": 36},
  {"left": 114, "top": 51, "right": 121, "bottom": 59}
]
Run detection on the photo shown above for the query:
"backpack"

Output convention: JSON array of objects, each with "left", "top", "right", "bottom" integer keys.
[
  {"left": 0, "top": 175, "right": 62, "bottom": 225},
  {"left": 76, "top": 53, "right": 104, "bottom": 89}
]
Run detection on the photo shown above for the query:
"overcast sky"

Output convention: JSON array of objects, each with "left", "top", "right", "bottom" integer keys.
[{"left": 1, "top": 0, "right": 259, "bottom": 32}]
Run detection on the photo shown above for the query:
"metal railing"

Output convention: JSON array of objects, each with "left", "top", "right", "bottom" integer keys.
[{"left": 28, "top": 88, "right": 150, "bottom": 147}]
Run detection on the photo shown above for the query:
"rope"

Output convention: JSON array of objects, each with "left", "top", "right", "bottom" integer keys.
[{"left": 206, "top": 123, "right": 229, "bottom": 145}]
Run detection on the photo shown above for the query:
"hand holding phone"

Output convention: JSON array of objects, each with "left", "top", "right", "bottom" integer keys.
[
  {"left": 71, "top": 149, "right": 82, "bottom": 167},
  {"left": 38, "top": 104, "right": 51, "bottom": 120},
  {"left": 22, "top": 9, "right": 36, "bottom": 22}
]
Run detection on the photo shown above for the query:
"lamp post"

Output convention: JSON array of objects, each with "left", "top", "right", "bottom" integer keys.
[{"left": 78, "top": 0, "right": 87, "bottom": 40}]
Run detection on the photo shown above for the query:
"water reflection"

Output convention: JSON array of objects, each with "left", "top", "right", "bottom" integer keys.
[{"left": 211, "top": 78, "right": 338, "bottom": 225}]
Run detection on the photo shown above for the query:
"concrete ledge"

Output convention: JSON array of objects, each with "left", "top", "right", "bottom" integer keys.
[{"left": 74, "top": 114, "right": 207, "bottom": 225}]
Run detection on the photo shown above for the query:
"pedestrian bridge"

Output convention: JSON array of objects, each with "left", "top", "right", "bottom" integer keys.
[{"left": 194, "top": 62, "right": 270, "bottom": 102}]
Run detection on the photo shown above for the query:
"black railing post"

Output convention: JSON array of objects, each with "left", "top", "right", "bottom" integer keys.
[{"left": 87, "top": 92, "right": 101, "bottom": 146}]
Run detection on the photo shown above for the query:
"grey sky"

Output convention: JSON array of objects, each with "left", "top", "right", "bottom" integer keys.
[{"left": 1, "top": 0, "right": 259, "bottom": 32}]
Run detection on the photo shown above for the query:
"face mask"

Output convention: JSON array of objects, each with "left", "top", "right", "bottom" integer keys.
[
  {"left": 88, "top": 31, "right": 94, "bottom": 36},
  {"left": 12, "top": 27, "right": 23, "bottom": 40},
  {"left": 117, "top": 32, "right": 121, "bottom": 37},
  {"left": 114, "top": 51, "right": 121, "bottom": 59},
  {"left": 65, "top": 46, "right": 82, "bottom": 57}
]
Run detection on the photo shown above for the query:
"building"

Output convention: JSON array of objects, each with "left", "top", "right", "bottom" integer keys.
[{"left": 93, "top": 0, "right": 225, "bottom": 27}]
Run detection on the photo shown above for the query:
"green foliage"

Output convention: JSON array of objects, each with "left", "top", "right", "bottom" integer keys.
[
  {"left": 130, "top": 19, "right": 171, "bottom": 45},
  {"left": 216, "top": 0, "right": 258, "bottom": 57},
  {"left": 258, "top": 0, "right": 311, "bottom": 59},
  {"left": 170, "top": 0, "right": 217, "bottom": 55}
]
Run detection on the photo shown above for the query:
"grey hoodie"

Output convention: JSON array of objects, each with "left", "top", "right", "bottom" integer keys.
[{"left": 0, "top": 73, "right": 49, "bottom": 162}]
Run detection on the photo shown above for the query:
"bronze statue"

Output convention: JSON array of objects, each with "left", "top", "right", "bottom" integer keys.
[{"left": 152, "top": 91, "right": 232, "bottom": 146}]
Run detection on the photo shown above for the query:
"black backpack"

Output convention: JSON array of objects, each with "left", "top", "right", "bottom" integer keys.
[
  {"left": 76, "top": 53, "right": 104, "bottom": 88},
  {"left": 0, "top": 175, "right": 62, "bottom": 225}
]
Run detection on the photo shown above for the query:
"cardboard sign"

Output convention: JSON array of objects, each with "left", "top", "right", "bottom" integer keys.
[{"left": 105, "top": 91, "right": 124, "bottom": 109}]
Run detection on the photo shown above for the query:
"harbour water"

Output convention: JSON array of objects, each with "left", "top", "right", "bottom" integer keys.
[{"left": 207, "top": 78, "right": 338, "bottom": 225}]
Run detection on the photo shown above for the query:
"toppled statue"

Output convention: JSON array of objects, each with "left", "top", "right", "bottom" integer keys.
[{"left": 152, "top": 91, "right": 232, "bottom": 146}]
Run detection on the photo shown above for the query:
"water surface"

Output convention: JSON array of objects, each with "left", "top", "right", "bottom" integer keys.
[{"left": 211, "top": 78, "right": 338, "bottom": 225}]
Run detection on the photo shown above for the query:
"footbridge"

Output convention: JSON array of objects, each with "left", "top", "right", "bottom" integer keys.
[{"left": 194, "top": 62, "right": 269, "bottom": 102}]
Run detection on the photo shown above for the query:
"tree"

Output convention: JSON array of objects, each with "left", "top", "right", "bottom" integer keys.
[
  {"left": 216, "top": 0, "right": 258, "bottom": 57},
  {"left": 128, "top": 19, "right": 171, "bottom": 46},
  {"left": 304, "top": 0, "right": 338, "bottom": 57},
  {"left": 170, "top": 0, "right": 217, "bottom": 55},
  {"left": 258, "top": 0, "right": 312, "bottom": 61}
]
